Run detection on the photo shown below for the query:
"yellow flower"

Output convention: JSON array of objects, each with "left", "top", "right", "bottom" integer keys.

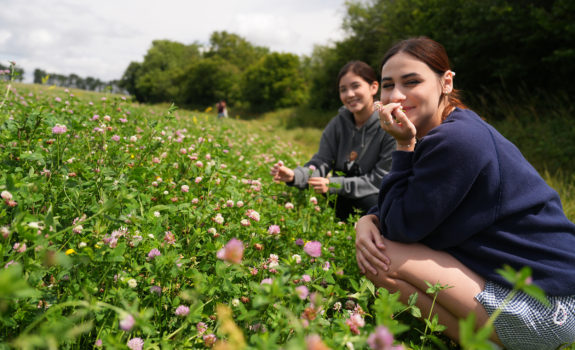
[
  {"left": 130, "top": 154, "right": 135, "bottom": 159},
  {"left": 65, "top": 249, "right": 76, "bottom": 255}
]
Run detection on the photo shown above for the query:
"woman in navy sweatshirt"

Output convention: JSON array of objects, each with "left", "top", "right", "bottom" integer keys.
[{"left": 355, "top": 37, "right": 575, "bottom": 349}]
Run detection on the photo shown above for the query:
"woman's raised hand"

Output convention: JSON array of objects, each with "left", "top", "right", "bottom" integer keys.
[
  {"left": 270, "top": 161, "right": 295, "bottom": 183},
  {"left": 377, "top": 102, "right": 417, "bottom": 148}
]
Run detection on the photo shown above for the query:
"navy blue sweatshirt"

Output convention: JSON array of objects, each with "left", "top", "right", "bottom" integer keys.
[{"left": 369, "top": 108, "right": 575, "bottom": 295}]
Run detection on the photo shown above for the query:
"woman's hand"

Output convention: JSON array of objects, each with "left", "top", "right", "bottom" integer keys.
[
  {"left": 377, "top": 102, "right": 417, "bottom": 148},
  {"left": 355, "top": 214, "right": 390, "bottom": 275},
  {"left": 270, "top": 161, "right": 295, "bottom": 183},
  {"left": 308, "top": 177, "right": 329, "bottom": 194}
]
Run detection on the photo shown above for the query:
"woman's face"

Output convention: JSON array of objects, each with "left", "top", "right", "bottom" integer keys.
[
  {"left": 338, "top": 71, "right": 379, "bottom": 118},
  {"left": 380, "top": 52, "right": 448, "bottom": 137}
]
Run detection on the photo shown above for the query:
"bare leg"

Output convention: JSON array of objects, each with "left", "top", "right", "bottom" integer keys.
[{"left": 364, "top": 237, "right": 503, "bottom": 345}]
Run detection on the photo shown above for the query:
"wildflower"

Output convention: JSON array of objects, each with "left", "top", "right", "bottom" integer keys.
[
  {"left": 323, "top": 261, "right": 330, "bottom": 271},
  {"left": 302, "top": 274, "right": 311, "bottom": 283},
  {"left": 333, "top": 302, "right": 342, "bottom": 312},
  {"left": 304, "top": 241, "right": 322, "bottom": 257},
  {"left": 295, "top": 238, "right": 304, "bottom": 246},
  {"left": 195, "top": 176, "right": 202, "bottom": 183},
  {"left": 285, "top": 202, "right": 294, "bottom": 209},
  {"left": 150, "top": 285, "right": 162, "bottom": 295},
  {"left": 306, "top": 334, "right": 330, "bottom": 350},
  {"left": 52, "top": 124, "right": 67, "bottom": 134},
  {"left": 214, "top": 213, "right": 224, "bottom": 225},
  {"left": 164, "top": 231, "right": 176, "bottom": 245},
  {"left": 292, "top": 254, "right": 302, "bottom": 264},
  {"left": 310, "top": 196, "right": 318, "bottom": 205},
  {"left": 296, "top": 285, "right": 309, "bottom": 300},
  {"left": 181, "top": 185, "right": 189, "bottom": 192},
  {"left": 246, "top": 209, "right": 260, "bottom": 222},
  {"left": 147, "top": 248, "right": 161, "bottom": 260},
  {"left": 345, "top": 313, "right": 365, "bottom": 335},
  {"left": 95, "top": 339, "right": 103, "bottom": 347},
  {"left": 217, "top": 238, "right": 244, "bottom": 264},
  {"left": 13, "top": 242, "right": 26, "bottom": 253},
  {"left": 261, "top": 278, "right": 273, "bottom": 285},
  {"left": 240, "top": 219, "right": 250, "bottom": 227},
  {"left": 119, "top": 314, "right": 135, "bottom": 331},
  {"left": 195, "top": 160, "right": 203, "bottom": 167},
  {"left": 236, "top": 200, "right": 244, "bottom": 207},
  {"left": 153, "top": 211, "right": 160, "bottom": 217},
  {"left": 225, "top": 200, "right": 234, "bottom": 207},
  {"left": 175, "top": 305, "right": 190, "bottom": 317},
  {"left": 65, "top": 248, "right": 75, "bottom": 255},
  {"left": 126, "top": 337, "right": 144, "bottom": 350},
  {"left": 103, "top": 115, "right": 111, "bottom": 122},
  {"left": 127, "top": 278, "right": 138, "bottom": 289},
  {"left": 367, "top": 325, "right": 403, "bottom": 350},
  {"left": 268, "top": 254, "right": 279, "bottom": 268},
  {"left": 197, "top": 322, "right": 207, "bottom": 334},
  {"left": 1, "top": 191, "right": 12, "bottom": 201},
  {"left": 73, "top": 225, "right": 83, "bottom": 234},
  {"left": 130, "top": 135, "right": 137, "bottom": 142},
  {"left": 203, "top": 334, "right": 217, "bottom": 348},
  {"left": 1, "top": 226, "right": 9, "bottom": 239},
  {"left": 268, "top": 225, "right": 281, "bottom": 235}
]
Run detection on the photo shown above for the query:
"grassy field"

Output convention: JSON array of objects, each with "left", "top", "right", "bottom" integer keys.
[{"left": 1, "top": 82, "right": 573, "bottom": 349}]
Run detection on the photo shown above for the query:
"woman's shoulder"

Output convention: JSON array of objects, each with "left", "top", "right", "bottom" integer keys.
[{"left": 423, "top": 108, "right": 495, "bottom": 156}]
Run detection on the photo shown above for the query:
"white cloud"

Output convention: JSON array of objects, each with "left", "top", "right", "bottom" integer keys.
[{"left": 0, "top": 0, "right": 347, "bottom": 82}]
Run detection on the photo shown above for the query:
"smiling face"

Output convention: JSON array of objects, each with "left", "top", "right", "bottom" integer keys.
[
  {"left": 380, "top": 52, "right": 451, "bottom": 138},
  {"left": 338, "top": 71, "right": 379, "bottom": 122}
]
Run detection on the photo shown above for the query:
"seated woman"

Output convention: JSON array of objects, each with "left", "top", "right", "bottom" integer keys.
[
  {"left": 270, "top": 61, "right": 396, "bottom": 221},
  {"left": 355, "top": 37, "right": 575, "bottom": 349}
]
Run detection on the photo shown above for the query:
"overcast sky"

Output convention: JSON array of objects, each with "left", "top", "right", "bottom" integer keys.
[{"left": 0, "top": 0, "right": 349, "bottom": 83}]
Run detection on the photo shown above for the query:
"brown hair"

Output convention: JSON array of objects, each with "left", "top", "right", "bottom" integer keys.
[
  {"left": 337, "top": 60, "right": 378, "bottom": 88},
  {"left": 380, "top": 37, "right": 467, "bottom": 121}
]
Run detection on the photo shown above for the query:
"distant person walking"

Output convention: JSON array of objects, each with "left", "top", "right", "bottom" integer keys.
[{"left": 217, "top": 100, "right": 227, "bottom": 119}]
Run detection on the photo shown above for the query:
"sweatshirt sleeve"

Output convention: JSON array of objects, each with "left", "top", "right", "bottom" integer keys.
[
  {"left": 288, "top": 120, "right": 338, "bottom": 189},
  {"left": 376, "top": 122, "right": 492, "bottom": 245},
  {"left": 328, "top": 132, "right": 395, "bottom": 198}
]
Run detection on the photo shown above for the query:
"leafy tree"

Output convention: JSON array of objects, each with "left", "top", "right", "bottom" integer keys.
[
  {"left": 205, "top": 31, "right": 269, "bottom": 70},
  {"left": 134, "top": 40, "right": 201, "bottom": 103},
  {"left": 180, "top": 56, "right": 241, "bottom": 109},
  {"left": 241, "top": 53, "right": 308, "bottom": 112},
  {"left": 337, "top": 0, "right": 575, "bottom": 113},
  {"left": 119, "top": 62, "right": 143, "bottom": 100}
]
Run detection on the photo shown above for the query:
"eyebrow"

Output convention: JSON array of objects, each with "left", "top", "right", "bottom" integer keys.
[{"left": 381, "top": 73, "right": 420, "bottom": 82}]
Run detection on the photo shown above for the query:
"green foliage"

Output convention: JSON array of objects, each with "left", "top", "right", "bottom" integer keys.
[
  {"left": 241, "top": 53, "right": 308, "bottom": 112},
  {"left": 181, "top": 57, "right": 241, "bottom": 110},
  {"left": 134, "top": 40, "right": 202, "bottom": 103},
  {"left": 205, "top": 31, "right": 269, "bottom": 71},
  {"left": 333, "top": 0, "right": 575, "bottom": 105}
]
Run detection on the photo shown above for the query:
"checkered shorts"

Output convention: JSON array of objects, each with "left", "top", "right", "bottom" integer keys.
[{"left": 475, "top": 280, "right": 575, "bottom": 350}]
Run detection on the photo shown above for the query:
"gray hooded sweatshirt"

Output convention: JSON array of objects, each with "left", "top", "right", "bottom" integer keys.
[{"left": 289, "top": 106, "right": 396, "bottom": 199}]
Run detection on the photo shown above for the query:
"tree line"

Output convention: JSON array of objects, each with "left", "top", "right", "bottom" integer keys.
[
  {"left": 9, "top": 0, "right": 573, "bottom": 119},
  {"left": 119, "top": 0, "right": 574, "bottom": 118},
  {"left": 32, "top": 69, "right": 126, "bottom": 94}
]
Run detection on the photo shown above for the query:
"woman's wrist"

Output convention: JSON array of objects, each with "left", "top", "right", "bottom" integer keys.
[{"left": 396, "top": 138, "right": 416, "bottom": 151}]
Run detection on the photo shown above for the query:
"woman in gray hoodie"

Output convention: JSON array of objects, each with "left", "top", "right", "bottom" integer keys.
[{"left": 270, "top": 61, "right": 396, "bottom": 220}]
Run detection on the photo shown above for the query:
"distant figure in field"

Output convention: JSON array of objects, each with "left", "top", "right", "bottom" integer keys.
[
  {"left": 216, "top": 100, "right": 227, "bottom": 119},
  {"left": 270, "top": 60, "right": 396, "bottom": 221},
  {"left": 355, "top": 36, "right": 575, "bottom": 350}
]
